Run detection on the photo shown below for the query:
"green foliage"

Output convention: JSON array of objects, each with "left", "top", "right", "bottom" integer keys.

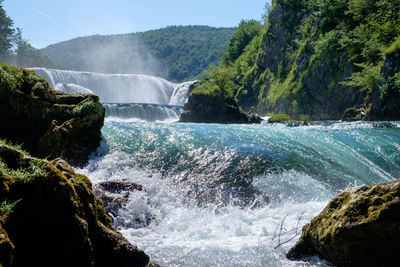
[
  {"left": 0, "top": 3, "right": 55, "bottom": 67},
  {"left": 221, "top": 20, "right": 263, "bottom": 66},
  {"left": 74, "top": 174, "right": 92, "bottom": 187},
  {"left": 0, "top": 0, "right": 14, "bottom": 63},
  {"left": 0, "top": 159, "right": 48, "bottom": 180},
  {"left": 268, "top": 112, "right": 294, "bottom": 123},
  {"left": 42, "top": 26, "right": 236, "bottom": 82},
  {"left": 341, "top": 63, "right": 382, "bottom": 94},
  {"left": 0, "top": 199, "right": 22, "bottom": 215},
  {"left": 313, "top": 31, "right": 342, "bottom": 59},
  {"left": 385, "top": 37, "right": 400, "bottom": 56},
  {"left": 380, "top": 72, "right": 400, "bottom": 99},
  {"left": 72, "top": 98, "right": 102, "bottom": 117},
  {"left": 0, "top": 139, "right": 28, "bottom": 155},
  {"left": 262, "top": 2, "right": 272, "bottom": 24},
  {"left": 190, "top": 82, "right": 223, "bottom": 99},
  {"left": 234, "top": 29, "right": 265, "bottom": 81},
  {"left": 13, "top": 28, "right": 55, "bottom": 68},
  {"left": 299, "top": 114, "right": 310, "bottom": 121},
  {"left": 207, "top": 65, "right": 236, "bottom": 93},
  {"left": 197, "top": 19, "right": 265, "bottom": 97}
]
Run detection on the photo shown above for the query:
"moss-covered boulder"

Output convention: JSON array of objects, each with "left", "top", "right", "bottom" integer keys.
[
  {"left": 180, "top": 81, "right": 261, "bottom": 124},
  {"left": 0, "top": 144, "right": 149, "bottom": 267},
  {"left": 287, "top": 180, "right": 400, "bottom": 266},
  {"left": 0, "top": 64, "right": 105, "bottom": 166}
]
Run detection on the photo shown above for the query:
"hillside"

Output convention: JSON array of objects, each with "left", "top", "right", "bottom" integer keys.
[
  {"left": 41, "top": 26, "right": 236, "bottom": 82},
  {"left": 183, "top": 0, "right": 400, "bottom": 121}
]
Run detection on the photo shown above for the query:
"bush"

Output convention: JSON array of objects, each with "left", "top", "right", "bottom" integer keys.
[
  {"left": 384, "top": 37, "right": 400, "bottom": 56},
  {"left": 268, "top": 112, "right": 294, "bottom": 123}
]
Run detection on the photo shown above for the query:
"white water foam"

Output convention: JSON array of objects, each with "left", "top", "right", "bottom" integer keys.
[
  {"left": 104, "top": 103, "right": 183, "bottom": 122},
  {"left": 79, "top": 150, "right": 330, "bottom": 266}
]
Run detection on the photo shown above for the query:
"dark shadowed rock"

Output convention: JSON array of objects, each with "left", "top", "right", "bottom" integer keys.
[
  {"left": 0, "top": 145, "right": 149, "bottom": 267},
  {"left": 0, "top": 64, "right": 105, "bottom": 167},
  {"left": 94, "top": 180, "right": 154, "bottom": 228},
  {"left": 287, "top": 180, "right": 400, "bottom": 266},
  {"left": 369, "top": 51, "right": 400, "bottom": 120}
]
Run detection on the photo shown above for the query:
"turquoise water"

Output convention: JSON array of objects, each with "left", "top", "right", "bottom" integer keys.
[{"left": 81, "top": 120, "right": 400, "bottom": 266}]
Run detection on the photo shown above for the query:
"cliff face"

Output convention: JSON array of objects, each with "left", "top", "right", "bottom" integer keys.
[
  {"left": 0, "top": 144, "right": 149, "bottom": 267},
  {"left": 0, "top": 64, "right": 105, "bottom": 166},
  {"left": 369, "top": 49, "right": 400, "bottom": 120},
  {"left": 183, "top": 0, "right": 400, "bottom": 123},
  {"left": 239, "top": 1, "right": 366, "bottom": 120}
]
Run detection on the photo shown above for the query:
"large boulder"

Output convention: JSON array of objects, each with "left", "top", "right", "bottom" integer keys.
[
  {"left": 287, "top": 180, "right": 400, "bottom": 266},
  {"left": 0, "top": 144, "right": 149, "bottom": 267},
  {"left": 0, "top": 64, "right": 105, "bottom": 166},
  {"left": 180, "top": 81, "right": 261, "bottom": 124}
]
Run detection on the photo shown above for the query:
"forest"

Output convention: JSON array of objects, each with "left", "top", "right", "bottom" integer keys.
[{"left": 41, "top": 26, "right": 236, "bottom": 82}]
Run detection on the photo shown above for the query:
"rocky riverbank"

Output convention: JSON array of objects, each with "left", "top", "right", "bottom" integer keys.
[
  {"left": 0, "top": 64, "right": 149, "bottom": 266},
  {"left": 0, "top": 64, "right": 104, "bottom": 167},
  {"left": 287, "top": 180, "right": 400, "bottom": 266}
]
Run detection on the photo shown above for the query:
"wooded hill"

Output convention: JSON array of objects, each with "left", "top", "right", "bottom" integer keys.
[{"left": 41, "top": 26, "right": 236, "bottom": 82}]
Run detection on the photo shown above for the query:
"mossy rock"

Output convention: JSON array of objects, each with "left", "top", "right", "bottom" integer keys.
[
  {"left": 268, "top": 113, "right": 294, "bottom": 123},
  {"left": 0, "top": 63, "right": 105, "bottom": 166},
  {"left": 287, "top": 180, "right": 400, "bottom": 266},
  {"left": 180, "top": 82, "right": 260, "bottom": 124},
  {"left": 0, "top": 144, "right": 149, "bottom": 267}
]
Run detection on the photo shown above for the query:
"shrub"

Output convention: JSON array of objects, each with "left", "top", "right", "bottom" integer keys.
[{"left": 268, "top": 112, "right": 294, "bottom": 123}]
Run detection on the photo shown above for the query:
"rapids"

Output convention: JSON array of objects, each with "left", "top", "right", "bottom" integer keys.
[{"left": 78, "top": 120, "right": 400, "bottom": 266}]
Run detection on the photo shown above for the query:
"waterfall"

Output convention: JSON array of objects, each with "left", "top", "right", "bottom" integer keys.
[
  {"left": 104, "top": 103, "right": 183, "bottom": 122},
  {"left": 31, "top": 68, "right": 193, "bottom": 106}
]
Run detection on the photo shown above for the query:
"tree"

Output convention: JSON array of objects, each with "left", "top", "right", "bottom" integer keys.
[
  {"left": 221, "top": 20, "right": 263, "bottom": 65},
  {"left": 0, "top": 0, "right": 15, "bottom": 63},
  {"left": 14, "top": 28, "right": 55, "bottom": 68},
  {"left": 262, "top": 1, "right": 272, "bottom": 24}
]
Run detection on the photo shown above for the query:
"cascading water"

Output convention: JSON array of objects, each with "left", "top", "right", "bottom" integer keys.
[
  {"left": 104, "top": 103, "right": 183, "bottom": 122},
  {"left": 31, "top": 68, "right": 193, "bottom": 122},
  {"left": 78, "top": 120, "right": 400, "bottom": 266}
]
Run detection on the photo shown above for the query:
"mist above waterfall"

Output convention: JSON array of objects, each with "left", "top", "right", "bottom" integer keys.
[{"left": 46, "top": 35, "right": 167, "bottom": 78}]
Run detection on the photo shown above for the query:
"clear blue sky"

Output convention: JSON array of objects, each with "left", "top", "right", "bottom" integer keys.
[{"left": 3, "top": 0, "right": 268, "bottom": 49}]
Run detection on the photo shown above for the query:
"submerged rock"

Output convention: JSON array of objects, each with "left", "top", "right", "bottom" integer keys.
[
  {"left": 0, "top": 144, "right": 149, "bottom": 267},
  {"left": 287, "top": 180, "right": 400, "bottom": 266},
  {"left": 0, "top": 64, "right": 105, "bottom": 166},
  {"left": 94, "top": 180, "right": 144, "bottom": 215}
]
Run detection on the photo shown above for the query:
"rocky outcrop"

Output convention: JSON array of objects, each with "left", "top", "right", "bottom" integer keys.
[
  {"left": 287, "top": 180, "right": 400, "bottom": 266},
  {"left": 238, "top": 1, "right": 365, "bottom": 120},
  {"left": 0, "top": 144, "right": 149, "bottom": 267},
  {"left": 180, "top": 82, "right": 261, "bottom": 124},
  {"left": 0, "top": 64, "right": 105, "bottom": 166}
]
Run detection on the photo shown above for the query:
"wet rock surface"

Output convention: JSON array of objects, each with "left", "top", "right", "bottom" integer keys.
[
  {"left": 0, "top": 64, "right": 105, "bottom": 166},
  {"left": 287, "top": 180, "right": 400, "bottom": 266},
  {"left": 0, "top": 145, "right": 149, "bottom": 267}
]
